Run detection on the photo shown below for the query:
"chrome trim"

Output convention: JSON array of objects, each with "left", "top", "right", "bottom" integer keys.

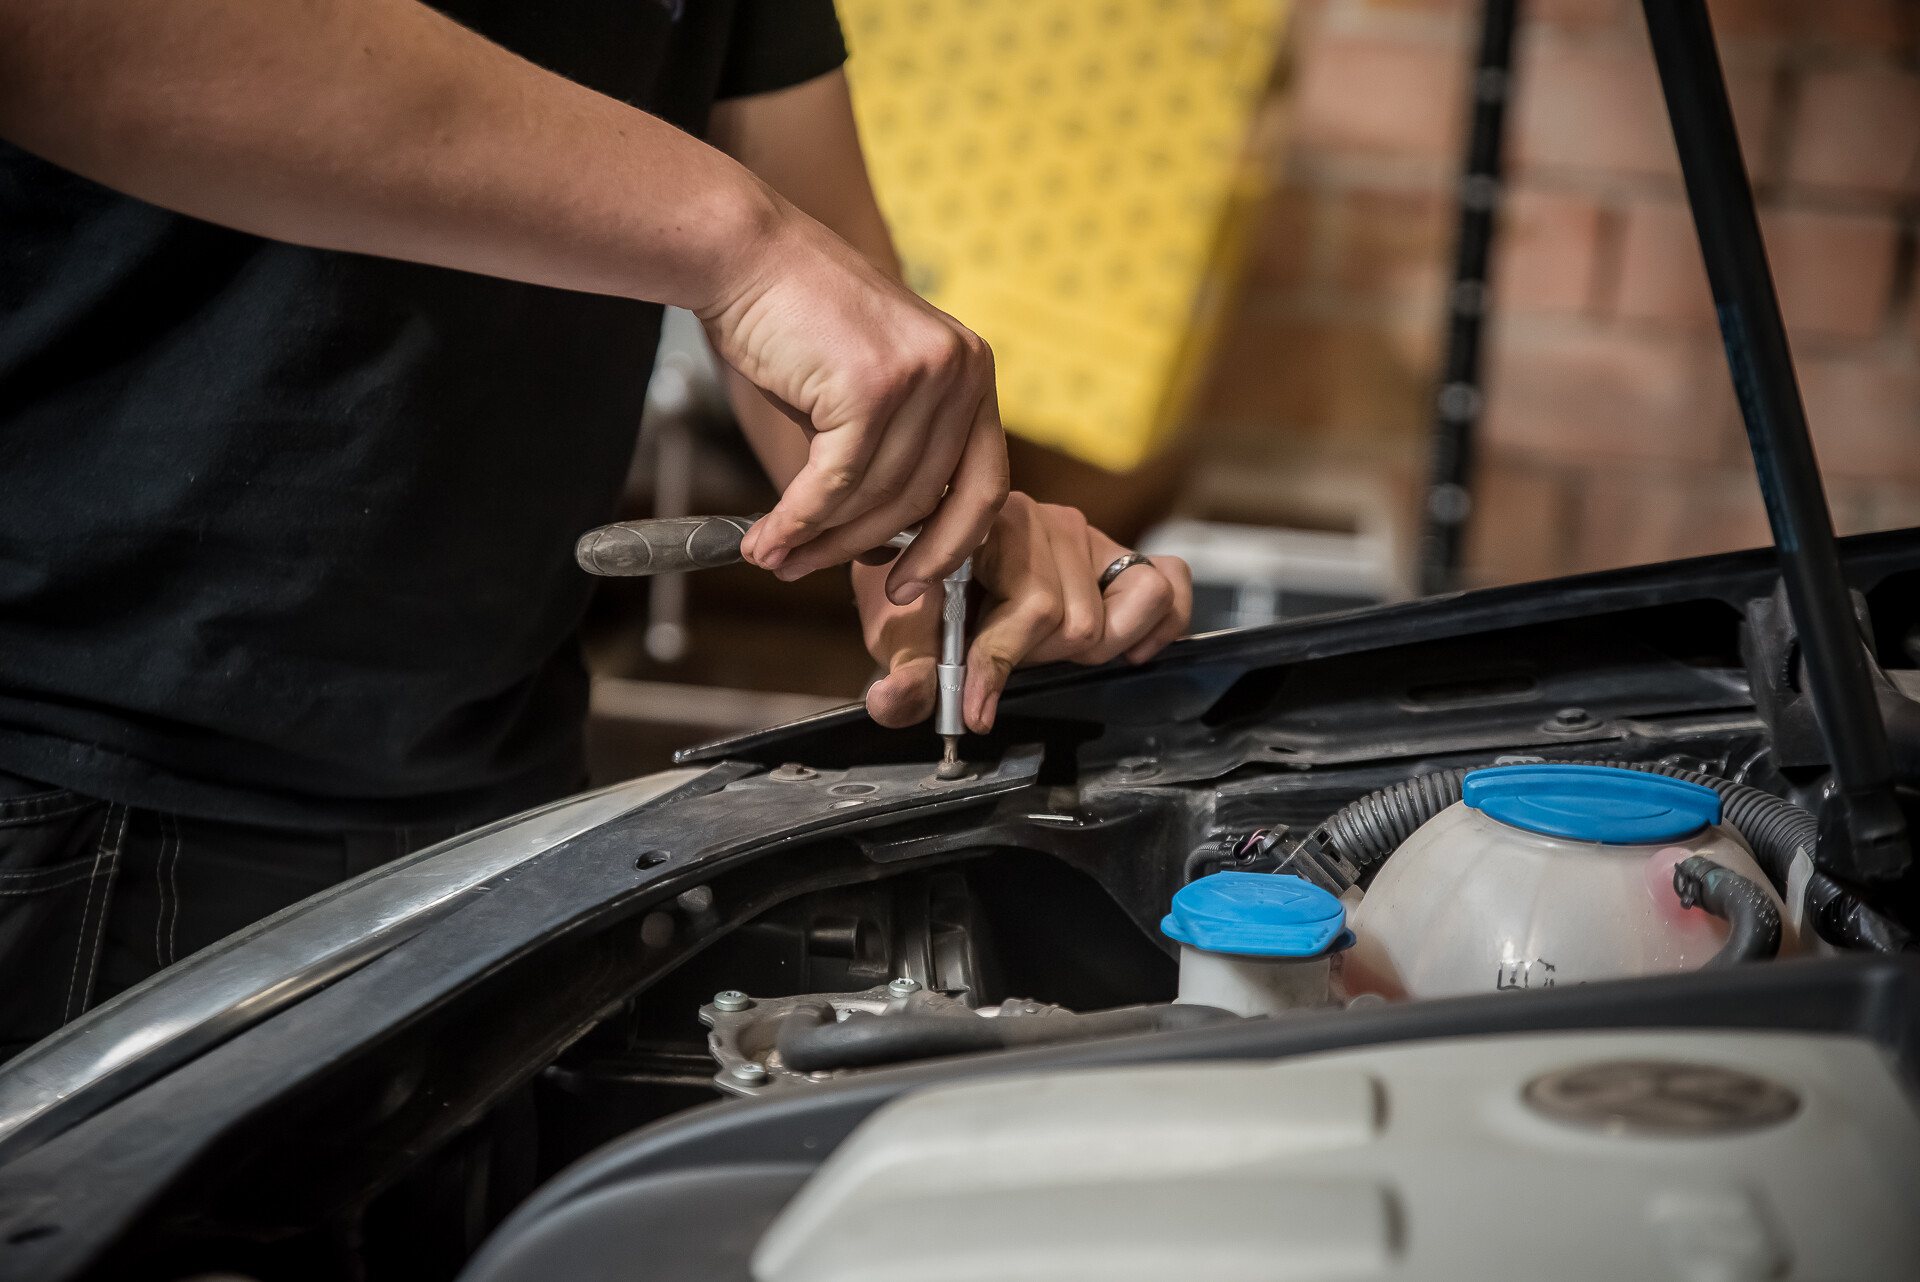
[{"left": 0, "top": 767, "right": 708, "bottom": 1163}]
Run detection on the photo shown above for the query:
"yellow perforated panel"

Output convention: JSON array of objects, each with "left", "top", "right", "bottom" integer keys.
[{"left": 841, "top": 0, "right": 1288, "bottom": 472}]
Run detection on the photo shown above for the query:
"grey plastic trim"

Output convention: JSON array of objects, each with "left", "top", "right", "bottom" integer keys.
[{"left": 0, "top": 767, "right": 708, "bottom": 1164}]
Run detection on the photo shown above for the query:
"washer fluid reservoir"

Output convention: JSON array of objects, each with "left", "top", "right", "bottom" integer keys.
[
  {"left": 1345, "top": 764, "right": 1794, "bottom": 1001},
  {"left": 1162, "top": 872, "right": 1352, "bottom": 1017}
]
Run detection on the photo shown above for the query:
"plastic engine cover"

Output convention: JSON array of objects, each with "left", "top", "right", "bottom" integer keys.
[{"left": 749, "top": 1030, "right": 1918, "bottom": 1282}]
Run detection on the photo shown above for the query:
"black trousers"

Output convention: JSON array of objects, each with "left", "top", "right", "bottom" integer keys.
[{"left": 0, "top": 769, "right": 466, "bottom": 1062}]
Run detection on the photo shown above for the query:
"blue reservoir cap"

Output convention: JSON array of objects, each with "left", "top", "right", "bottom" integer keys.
[
  {"left": 1463, "top": 764, "right": 1721, "bottom": 844},
  {"left": 1160, "top": 872, "right": 1349, "bottom": 957}
]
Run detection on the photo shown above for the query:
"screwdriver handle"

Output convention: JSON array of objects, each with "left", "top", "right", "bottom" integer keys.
[
  {"left": 575, "top": 514, "right": 762, "bottom": 577},
  {"left": 576, "top": 516, "right": 923, "bottom": 577}
]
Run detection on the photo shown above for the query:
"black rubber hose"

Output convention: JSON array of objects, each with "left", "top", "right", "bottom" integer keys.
[
  {"left": 776, "top": 1000, "right": 1241, "bottom": 1073},
  {"left": 1672, "top": 855, "right": 1783, "bottom": 966},
  {"left": 1584, "top": 761, "right": 1908, "bottom": 955},
  {"left": 1307, "top": 758, "right": 1911, "bottom": 954},
  {"left": 1315, "top": 768, "right": 1471, "bottom": 876}
]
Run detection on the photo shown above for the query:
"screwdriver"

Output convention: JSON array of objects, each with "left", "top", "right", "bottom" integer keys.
[{"left": 575, "top": 516, "right": 974, "bottom": 780}]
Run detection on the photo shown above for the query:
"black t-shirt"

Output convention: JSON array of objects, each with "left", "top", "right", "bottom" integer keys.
[{"left": 0, "top": 0, "right": 846, "bottom": 828}]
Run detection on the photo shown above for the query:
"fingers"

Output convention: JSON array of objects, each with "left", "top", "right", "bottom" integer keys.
[
  {"left": 1071, "top": 529, "right": 1189, "bottom": 666},
  {"left": 847, "top": 498, "right": 1193, "bottom": 743},
  {"left": 956, "top": 493, "right": 1057, "bottom": 732},
  {"left": 963, "top": 577, "right": 1064, "bottom": 733},
  {"left": 745, "top": 321, "right": 997, "bottom": 581},
  {"left": 1124, "top": 555, "right": 1193, "bottom": 664},
  {"left": 865, "top": 653, "right": 937, "bottom": 728},
  {"left": 772, "top": 381, "right": 998, "bottom": 592},
  {"left": 882, "top": 402, "right": 1007, "bottom": 602},
  {"left": 851, "top": 560, "right": 941, "bottom": 728},
  {"left": 1025, "top": 504, "right": 1103, "bottom": 664},
  {"left": 744, "top": 405, "right": 900, "bottom": 570}
]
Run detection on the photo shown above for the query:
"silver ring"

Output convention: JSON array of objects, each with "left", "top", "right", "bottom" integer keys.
[{"left": 1098, "top": 552, "right": 1153, "bottom": 592}]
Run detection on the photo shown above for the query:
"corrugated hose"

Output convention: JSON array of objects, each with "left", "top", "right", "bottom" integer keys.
[{"left": 1290, "top": 758, "right": 1911, "bottom": 955}]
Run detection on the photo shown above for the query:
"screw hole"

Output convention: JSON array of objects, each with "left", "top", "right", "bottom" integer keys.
[
  {"left": 829, "top": 782, "right": 878, "bottom": 796},
  {"left": 6, "top": 1225, "right": 59, "bottom": 1246},
  {"left": 635, "top": 850, "right": 670, "bottom": 870}
]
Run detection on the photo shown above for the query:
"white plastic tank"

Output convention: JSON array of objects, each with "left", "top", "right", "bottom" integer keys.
[{"left": 1345, "top": 764, "right": 1794, "bottom": 1001}]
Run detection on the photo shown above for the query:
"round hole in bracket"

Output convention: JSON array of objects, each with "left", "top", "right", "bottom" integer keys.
[
  {"left": 829, "top": 782, "right": 879, "bottom": 796},
  {"left": 6, "top": 1226, "right": 59, "bottom": 1247},
  {"left": 635, "top": 850, "right": 671, "bottom": 871}
]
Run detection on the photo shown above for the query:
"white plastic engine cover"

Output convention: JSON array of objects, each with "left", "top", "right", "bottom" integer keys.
[
  {"left": 750, "top": 1030, "right": 1919, "bottom": 1282},
  {"left": 1344, "top": 801, "right": 1794, "bottom": 1001}
]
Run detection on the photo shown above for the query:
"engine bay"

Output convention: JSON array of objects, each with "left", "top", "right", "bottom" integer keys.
[{"left": 2, "top": 535, "right": 1918, "bottom": 1281}]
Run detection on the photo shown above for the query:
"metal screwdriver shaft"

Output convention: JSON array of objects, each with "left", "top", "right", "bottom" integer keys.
[{"left": 935, "top": 557, "right": 972, "bottom": 779}]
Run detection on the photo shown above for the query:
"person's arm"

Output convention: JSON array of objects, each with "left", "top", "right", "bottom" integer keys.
[
  {"left": 707, "top": 69, "right": 902, "bottom": 498},
  {"left": 711, "top": 72, "right": 1193, "bottom": 729},
  {"left": 0, "top": 0, "right": 999, "bottom": 599}
]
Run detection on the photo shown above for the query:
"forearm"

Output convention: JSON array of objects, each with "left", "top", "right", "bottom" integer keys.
[
  {"left": 0, "top": 0, "right": 772, "bottom": 313},
  {"left": 713, "top": 71, "right": 903, "bottom": 492}
]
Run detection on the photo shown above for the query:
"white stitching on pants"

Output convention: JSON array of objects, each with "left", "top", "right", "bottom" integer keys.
[
  {"left": 165, "top": 812, "right": 182, "bottom": 967},
  {"left": 63, "top": 807, "right": 114, "bottom": 1020},
  {"left": 154, "top": 812, "right": 178, "bottom": 968},
  {"left": 0, "top": 798, "right": 93, "bottom": 827},
  {"left": 0, "top": 869, "right": 94, "bottom": 895},
  {"left": 64, "top": 804, "right": 127, "bottom": 1023}
]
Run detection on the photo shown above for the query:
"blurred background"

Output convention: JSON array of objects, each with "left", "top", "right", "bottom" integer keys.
[{"left": 584, "top": 0, "right": 1920, "bottom": 781}]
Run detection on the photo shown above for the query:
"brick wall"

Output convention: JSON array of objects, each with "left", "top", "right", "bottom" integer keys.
[{"left": 1186, "top": 0, "right": 1920, "bottom": 590}]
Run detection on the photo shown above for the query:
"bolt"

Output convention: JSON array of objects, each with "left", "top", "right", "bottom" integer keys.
[
  {"left": 887, "top": 977, "right": 922, "bottom": 998},
  {"left": 769, "top": 762, "right": 818, "bottom": 782},
  {"left": 731, "top": 1062, "right": 769, "bottom": 1085},
  {"left": 1116, "top": 755, "right": 1158, "bottom": 777},
  {"left": 712, "top": 990, "right": 751, "bottom": 1012},
  {"left": 1550, "top": 707, "right": 1594, "bottom": 730}
]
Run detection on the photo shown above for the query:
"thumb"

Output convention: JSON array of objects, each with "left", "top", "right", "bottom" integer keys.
[
  {"left": 854, "top": 561, "right": 944, "bottom": 729},
  {"left": 865, "top": 651, "right": 937, "bottom": 729}
]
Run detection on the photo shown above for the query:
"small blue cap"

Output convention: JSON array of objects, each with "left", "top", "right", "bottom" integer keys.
[
  {"left": 1160, "top": 872, "right": 1349, "bottom": 957},
  {"left": 1463, "top": 764, "right": 1721, "bottom": 844}
]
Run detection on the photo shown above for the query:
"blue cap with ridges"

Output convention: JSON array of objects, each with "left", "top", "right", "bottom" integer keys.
[
  {"left": 1463, "top": 763, "right": 1720, "bottom": 844},
  {"left": 1160, "top": 872, "right": 1349, "bottom": 957}
]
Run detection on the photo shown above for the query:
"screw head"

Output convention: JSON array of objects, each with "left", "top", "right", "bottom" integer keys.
[
  {"left": 730, "top": 1061, "right": 769, "bottom": 1085},
  {"left": 1549, "top": 707, "right": 1595, "bottom": 730},
  {"left": 769, "top": 762, "right": 818, "bottom": 782},
  {"left": 887, "top": 977, "right": 922, "bottom": 998},
  {"left": 712, "top": 990, "right": 751, "bottom": 1012}
]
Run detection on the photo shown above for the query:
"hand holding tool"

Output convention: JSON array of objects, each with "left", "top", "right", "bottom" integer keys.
[{"left": 576, "top": 516, "right": 974, "bottom": 777}]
